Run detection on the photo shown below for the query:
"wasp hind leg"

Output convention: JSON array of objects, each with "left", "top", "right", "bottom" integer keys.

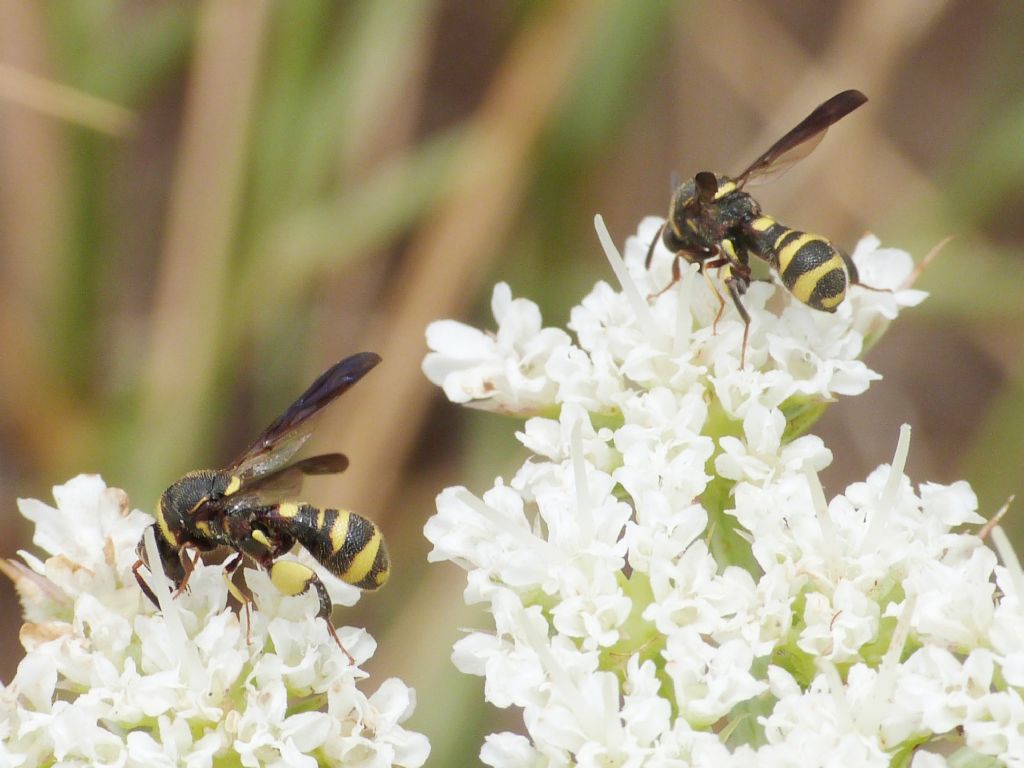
[
  {"left": 133, "top": 550, "right": 198, "bottom": 606},
  {"left": 645, "top": 223, "right": 665, "bottom": 269},
  {"left": 222, "top": 552, "right": 255, "bottom": 644},
  {"left": 132, "top": 559, "right": 160, "bottom": 607},
  {"left": 701, "top": 253, "right": 753, "bottom": 368},
  {"left": 840, "top": 249, "right": 889, "bottom": 294},
  {"left": 270, "top": 560, "right": 353, "bottom": 663},
  {"left": 725, "top": 275, "right": 753, "bottom": 369},
  {"left": 649, "top": 243, "right": 717, "bottom": 300}
]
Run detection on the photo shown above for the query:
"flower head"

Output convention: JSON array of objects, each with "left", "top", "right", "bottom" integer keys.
[
  {"left": 423, "top": 216, "right": 1019, "bottom": 766},
  {"left": 2, "top": 475, "right": 429, "bottom": 768}
]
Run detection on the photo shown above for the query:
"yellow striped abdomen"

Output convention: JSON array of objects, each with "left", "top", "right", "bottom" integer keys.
[
  {"left": 747, "top": 215, "right": 848, "bottom": 312},
  {"left": 278, "top": 504, "right": 390, "bottom": 590}
]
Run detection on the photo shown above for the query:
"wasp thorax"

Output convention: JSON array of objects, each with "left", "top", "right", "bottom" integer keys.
[
  {"left": 667, "top": 173, "right": 757, "bottom": 256},
  {"left": 157, "top": 469, "right": 232, "bottom": 538}
]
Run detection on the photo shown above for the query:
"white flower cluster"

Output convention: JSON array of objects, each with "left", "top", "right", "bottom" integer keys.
[
  {"left": 423, "top": 217, "right": 1024, "bottom": 766},
  {"left": 1, "top": 475, "right": 429, "bottom": 768}
]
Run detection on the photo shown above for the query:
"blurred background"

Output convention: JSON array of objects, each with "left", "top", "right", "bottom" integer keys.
[{"left": 1, "top": 0, "right": 1021, "bottom": 762}]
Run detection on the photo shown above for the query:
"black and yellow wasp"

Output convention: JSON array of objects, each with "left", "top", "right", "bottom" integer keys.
[
  {"left": 646, "top": 89, "right": 870, "bottom": 365},
  {"left": 133, "top": 351, "right": 389, "bottom": 652}
]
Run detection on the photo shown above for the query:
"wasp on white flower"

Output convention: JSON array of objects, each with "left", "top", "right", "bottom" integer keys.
[
  {"left": 423, "top": 215, "right": 1023, "bottom": 767},
  {"left": 1, "top": 475, "right": 429, "bottom": 768}
]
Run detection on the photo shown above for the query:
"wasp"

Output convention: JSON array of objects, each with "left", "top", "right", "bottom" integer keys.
[
  {"left": 133, "top": 351, "right": 389, "bottom": 653},
  {"left": 646, "top": 89, "right": 870, "bottom": 366}
]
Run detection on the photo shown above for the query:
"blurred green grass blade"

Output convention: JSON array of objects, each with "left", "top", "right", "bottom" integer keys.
[
  {"left": 328, "top": 0, "right": 436, "bottom": 172},
  {"left": 127, "top": 0, "right": 274, "bottom": 500},
  {"left": 409, "top": 670, "right": 489, "bottom": 766},
  {"left": 242, "top": 0, "right": 438, "bottom": 387},
  {"left": 101, "top": 4, "right": 196, "bottom": 104},
  {"left": 41, "top": 2, "right": 193, "bottom": 388},
  {"left": 510, "top": 0, "right": 672, "bottom": 310},
  {"left": 939, "top": 99, "right": 1024, "bottom": 229},
  {"left": 260, "top": 3, "right": 356, "bottom": 206},
  {"left": 246, "top": 0, "right": 338, "bottom": 233},
  {"left": 239, "top": 128, "right": 461, "bottom": 325},
  {"left": 952, "top": 4, "right": 1024, "bottom": 532},
  {"left": 545, "top": 0, "right": 671, "bottom": 160},
  {"left": 536, "top": 0, "right": 672, "bottom": 206},
  {"left": 44, "top": 0, "right": 111, "bottom": 80},
  {"left": 247, "top": 0, "right": 434, "bottom": 235},
  {"left": 59, "top": 134, "right": 107, "bottom": 390},
  {"left": 904, "top": 237, "right": 1024, "bottom": 321},
  {"left": 962, "top": 370, "right": 1024, "bottom": 524},
  {"left": 946, "top": 0, "right": 1024, "bottom": 229},
  {"left": 47, "top": 1, "right": 193, "bottom": 103},
  {"left": 287, "top": 0, "right": 435, "bottom": 193}
]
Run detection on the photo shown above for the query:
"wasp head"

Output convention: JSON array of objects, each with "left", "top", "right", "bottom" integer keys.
[
  {"left": 665, "top": 172, "right": 729, "bottom": 257},
  {"left": 155, "top": 469, "right": 234, "bottom": 546}
]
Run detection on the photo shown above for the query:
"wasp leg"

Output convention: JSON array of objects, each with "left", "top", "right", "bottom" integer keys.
[
  {"left": 649, "top": 255, "right": 683, "bottom": 300},
  {"left": 700, "top": 256, "right": 757, "bottom": 366},
  {"left": 173, "top": 549, "right": 201, "bottom": 596},
  {"left": 132, "top": 559, "right": 160, "bottom": 607},
  {"left": 696, "top": 254, "right": 737, "bottom": 334},
  {"left": 840, "top": 249, "right": 889, "bottom": 294},
  {"left": 841, "top": 250, "right": 860, "bottom": 284},
  {"left": 133, "top": 524, "right": 188, "bottom": 608},
  {"left": 724, "top": 275, "right": 752, "bottom": 369},
  {"left": 702, "top": 265, "right": 729, "bottom": 331},
  {"left": 221, "top": 552, "right": 254, "bottom": 644},
  {"left": 650, "top": 244, "right": 716, "bottom": 300},
  {"left": 133, "top": 550, "right": 197, "bottom": 606},
  {"left": 644, "top": 223, "right": 665, "bottom": 269},
  {"left": 270, "top": 560, "right": 353, "bottom": 663}
]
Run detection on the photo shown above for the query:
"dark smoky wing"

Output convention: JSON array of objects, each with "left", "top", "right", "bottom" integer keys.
[
  {"left": 229, "top": 352, "right": 381, "bottom": 481},
  {"left": 736, "top": 90, "right": 867, "bottom": 188},
  {"left": 284, "top": 453, "right": 350, "bottom": 476},
  {"left": 236, "top": 453, "right": 350, "bottom": 501},
  {"left": 210, "top": 492, "right": 271, "bottom": 525}
]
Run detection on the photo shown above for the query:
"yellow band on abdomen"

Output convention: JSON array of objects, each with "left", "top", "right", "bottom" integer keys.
[
  {"left": 340, "top": 531, "right": 383, "bottom": 586},
  {"left": 789, "top": 260, "right": 843, "bottom": 305}
]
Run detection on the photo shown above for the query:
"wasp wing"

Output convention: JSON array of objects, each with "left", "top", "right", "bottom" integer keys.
[
  {"left": 736, "top": 90, "right": 867, "bottom": 188},
  {"left": 228, "top": 352, "right": 380, "bottom": 483},
  {"left": 231, "top": 453, "right": 350, "bottom": 503},
  {"left": 185, "top": 454, "right": 352, "bottom": 533}
]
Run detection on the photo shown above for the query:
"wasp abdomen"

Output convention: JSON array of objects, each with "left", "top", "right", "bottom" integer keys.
[
  {"left": 274, "top": 503, "right": 390, "bottom": 590},
  {"left": 747, "top": 216, "right": 848, "bottom": 312}
]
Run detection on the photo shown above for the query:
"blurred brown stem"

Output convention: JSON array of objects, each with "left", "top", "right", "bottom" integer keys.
[
  {"left": 324, "top": 0, "right": 599, "bottom": 519},
  {"left": 133, "top": 0, "right": 271, "bottom": 496},
  {"left": 0, "top": 1, "right": 89, "bottom": 474}
]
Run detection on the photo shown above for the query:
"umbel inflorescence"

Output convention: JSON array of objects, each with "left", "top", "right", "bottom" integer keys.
[
  {"left": 422, "top": 216, "right": 1024, "bottom": 766},
  {"left": 0, "top": 475, "right": 429, "bottom": 768}
]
